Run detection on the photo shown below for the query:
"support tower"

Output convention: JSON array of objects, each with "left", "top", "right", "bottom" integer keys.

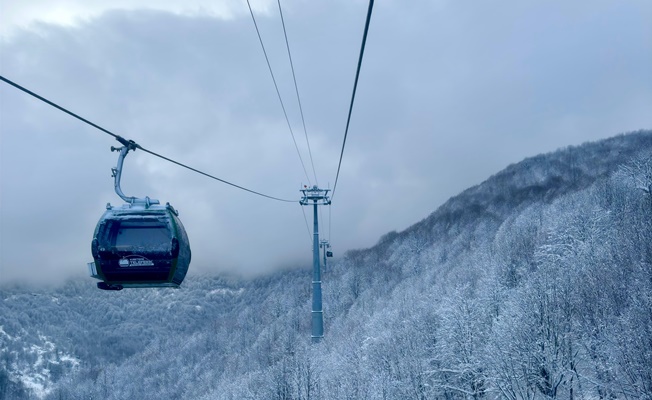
[{"left": 300, "top": 185, "right": 331, "bottom": 343}]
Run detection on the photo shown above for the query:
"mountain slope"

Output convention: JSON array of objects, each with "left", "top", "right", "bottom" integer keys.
[{"left": 1, "top": 130, "right": 651, "bottom": 400}]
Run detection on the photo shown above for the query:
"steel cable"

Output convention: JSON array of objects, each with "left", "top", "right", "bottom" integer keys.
[
  {"left": 245, "top": 0, "right": 312, "bottom": 185},
  {"left": 277, "top": 0, "right": 319, "bottom": 186},
  {"left": 0, "top": 75, "right": 296, "bottom": 203},
  {"left": 331, "top": 0, "right": 375, "bottom": 201}
]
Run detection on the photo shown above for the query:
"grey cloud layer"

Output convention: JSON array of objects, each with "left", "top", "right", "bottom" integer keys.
[{"left": 1, "top": 0, "right": 650, "bottom": 284}]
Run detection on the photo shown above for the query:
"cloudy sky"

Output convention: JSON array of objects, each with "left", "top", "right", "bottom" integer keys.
[{"left": 1, "top": 0, "right": 651, "bottom": 285}]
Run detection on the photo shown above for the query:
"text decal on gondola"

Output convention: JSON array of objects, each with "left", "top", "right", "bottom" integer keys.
[{"left": 119, "top": 255, "right": 155, "bottom": 267}]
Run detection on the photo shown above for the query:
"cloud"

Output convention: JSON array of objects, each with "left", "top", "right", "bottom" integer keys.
[
  {"left": 0, "top": 0, "right": 279, "bottom": 38},
  {"left": 1, "top": 0, "right": 651, "bottom": 285}
]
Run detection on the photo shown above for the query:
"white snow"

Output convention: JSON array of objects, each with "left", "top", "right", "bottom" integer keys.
[
  {"left": 60, "top": 354, "right": 80, "bottom": 367},
  {"left": 6, "top": 332, "right": 79, "bottom": 399},
  {"left": 0, "top": 325, "right": 13, "bottom": 340},
  {"left": 208, "top": 288, "right": 244, "bottom": 296},
  {"left": 17, "top": 372, "right": 53, "bottom": 399}
]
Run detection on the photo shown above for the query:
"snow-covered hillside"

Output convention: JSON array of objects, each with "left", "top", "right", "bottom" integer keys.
[{"left": 2, "top": 130, "right": 651, "bottom": 399}]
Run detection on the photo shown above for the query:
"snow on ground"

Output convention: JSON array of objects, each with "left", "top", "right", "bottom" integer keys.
[
  {"left": 0, "top": 325, "right": 13, "bottom": 340},
  {"left": 15, "top": 370, "right": 53, "bottom": 399},
  {"left": 208, "top": 287, "right": 244, "bottom": 296},
  {"left": 2, "top": 330, "right": 80, "bottom": 399}
]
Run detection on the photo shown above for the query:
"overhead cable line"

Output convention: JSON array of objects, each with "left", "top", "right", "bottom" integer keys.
[
  {"left": 277, "top": 0, "right": 318, "bottom": 186},
  {"left": 331, "top": 0, "right": 375, "bottom": 201},
  {"left": 0, "top": 75, "right": 296, "bottom": 203},
  {"left": 139, "top": 147, "right": 295, "bottom": 202},
  {"left": 1, "top": 76, "right": 123, "bottom": 142},
  {"left": 245, "top": 0, "right": 312, "bottom": 185}
]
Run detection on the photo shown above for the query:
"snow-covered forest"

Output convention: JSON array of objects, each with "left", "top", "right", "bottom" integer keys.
[{"left": 1, "top": 130, "right": 651, "bottom": 399}]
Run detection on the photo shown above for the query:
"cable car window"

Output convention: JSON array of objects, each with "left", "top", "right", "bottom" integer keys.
[{"left": 114, "top": 221, "right": 171, "bottom": 250}]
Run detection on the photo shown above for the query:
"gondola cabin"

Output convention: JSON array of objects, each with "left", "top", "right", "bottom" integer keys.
[
  {"left": 88, "top": 143, "right": 191, "bottom": 290},
  {"left": 89, "top": 202, "right": 191, "bottom": 290}
]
